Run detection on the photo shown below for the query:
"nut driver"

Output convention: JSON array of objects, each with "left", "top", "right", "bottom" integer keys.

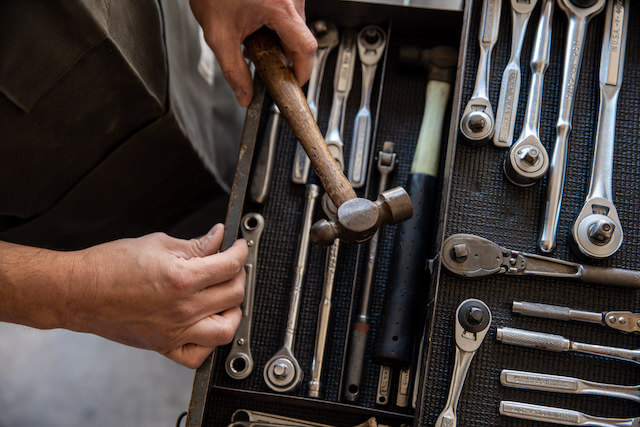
[
  {"left": 263, "top": 184, "right": 319, "bottom": 392},
  {"left": 504, "top": 0, "right": 553, "bottom": 185},
  {"left": 513, "top": 301, "right": 640, "bottom": 334},
  {"left": 441, "top": 233, "right": 640, "bottom": 289},
  {"left": 435, "top": 299, "right": 492, "bottom": 427},
  {"left": 460, "top": 0, "right": 502, "bottom": 144},
  {"left": 493, "top": 0, "right": 538, "bottom": 148},
  {"left": 539, "top": 0, "right": 606, "bottom": 253},
  {"left": 225, "top": 213, "right": 265, "bottom": 379},
  {"left": 571, "top": 0, "right": 629, "bottom": 259}
]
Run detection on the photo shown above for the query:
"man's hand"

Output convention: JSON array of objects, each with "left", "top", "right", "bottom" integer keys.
[
  {"left": 0, "top": 224, "right": 248, "bottom": 369},
  {"left": 189, "top": 0, "right": 317, "bottom": 107}
]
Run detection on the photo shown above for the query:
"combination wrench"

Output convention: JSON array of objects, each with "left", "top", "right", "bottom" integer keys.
[
  {"left": 493, "top": 0, "right": 538, "bottom": 148},
  {"left": 225, "top": 213, "right": 265, "bottom": 379},
  {"left": 263, "top": 184, "right": 319, "bottom": 392},
  {"left": 500, "top": 401, "right": 640, "bottom": 426},
  {"left": 459, "top": 0, "right": 502, "bottom": 144},
  {"left": 435, "top": 299, "right": 492, "bottom": 427},
  {"left": 501, "top": 369, "right": 640, "bottom": 403},
  {"left": 539, "top": 0, "right": 606, "bottom": 253},
  {"left": 504, "top": 0, "right": 553, "bottom": 185},
  {"left": 572, "top": 0, "right": 628, "bottom": 259},
  {"left": 292, "top": 21, "right": 339, "bottom": 184},
  {"left": 347, "top": 25, "right": 387, "bottom": 188}
]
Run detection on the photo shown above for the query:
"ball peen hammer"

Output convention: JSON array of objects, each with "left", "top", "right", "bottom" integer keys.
[{"left": 244, "top": 29, "right": 413, "bottom": 246}]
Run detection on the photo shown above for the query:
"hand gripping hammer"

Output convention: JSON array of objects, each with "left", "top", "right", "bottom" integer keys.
[{"left": 244, "top": 29, "right": 413, "bottom": 246}]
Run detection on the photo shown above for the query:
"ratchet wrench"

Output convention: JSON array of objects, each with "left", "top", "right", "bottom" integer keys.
[
  {"left": 347, "top": 25, "right": 387, "bottom": 188},
  {"left": 500, "top": 401, "right": 640, "bottom": 426},
  {"left": 263, "top": 184, "right": 319, "bottom": 392},
  {"left": 441, "top": 233, "right": 640, "bottom": 288},
  {"left": 501, "top": 369, "right": 640, "bottom": 403},
  {"left": 493, "top": 0, "right": 538, "bottom": 148},
  {"left": 292, "top": 21, "right": 339, "bottom": 184},
  {"left": 539, "top": 0, "right": 606, "bottom": 253},
  {"left": 225, "top": 213, "right": 265, "bottom": 379},
  {"left": 513, "top": 301, "right": 640, "bottom": 334},
  {"left": 572, "top": 0, "right": 628, "bottom": 259},
  {"left": 435, "top": 299, "right": 492, "bottom": 427},
  {"left": 460, "top": 0, "right": 502, "bottom": 144},
  {"left": 497, "top": 327, "right": 640, "bottom": 365},
  {"left": 504, "top": 0, "right": 553, "bottom": 185}
]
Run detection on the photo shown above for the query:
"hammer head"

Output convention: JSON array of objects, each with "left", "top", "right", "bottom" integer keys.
[
  {"left": 398, "top": 45, "right": 457, "bottom": 83},
  {"left": 310, "top": 187, "right": 413, "bottom": 246}
]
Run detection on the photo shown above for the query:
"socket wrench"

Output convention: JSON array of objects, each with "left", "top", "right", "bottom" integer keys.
[
  {"left": 497, "top": 327, "right": 640, "bottom": 365},
  {"left": 493, "top": 0, "right": 538, "bottom": 148},
  {"left": 347, "top": 25, "right": 387, "bottom": 188},
  {"left": 435, "top": 299, "right": 492, "bottom": 427},
  {"left": 513, "top": 301, "right": 640, "bottom": 333},
  {"left": 572, "top": 0, "right": 628, "bottom": 259},
  {"left": 460, "top": 0, "right": 502, "bottom": 144},
  {"left": 501, "top": 369, "right": 640, "bottom": 403},
  {"left": 225, "top": 213, "right": 265, "bottom": 379},
  {"left": 292, "top": 21, "right": 339, "bottom": 184},
  {"left": 500, "top": 401, "right": 640, "bottom": 426},
  {"left": 263, "top": 184, "right": 319, "bottom": 392},
  {"left": 504, "top": 0, "right": 553, "bottom": 185},
  {"left": 539, "top": 0, "right": 606, "bottom": 253}
]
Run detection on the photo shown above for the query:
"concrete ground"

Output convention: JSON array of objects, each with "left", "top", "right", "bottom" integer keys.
[{"left": 0, "top": 322, "right": 194, "bottom": 427}]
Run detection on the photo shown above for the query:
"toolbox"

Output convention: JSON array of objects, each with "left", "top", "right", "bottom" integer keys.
[{"left": 187, "top": 0, "right": 640, "bottom": 425}]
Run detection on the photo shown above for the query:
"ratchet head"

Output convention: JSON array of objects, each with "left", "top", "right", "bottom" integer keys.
[
  {"left": 504, "top": 134, "right": 550, "bottom": 186},
  {"left": 226, "top": 352, "right": 254, "bottom": 380},
  {"left": 558, "top": 0, "right": 605, "bottom": 16},
  {"left": 571, "top": 198, "right": 623, "bottom": 259},
  {"left": 460, "top": 100, "right": 494, "bottom": 144},
  {"left": 442, "top": 234, "right": 506, "bottom": 278},
  {"left": 263, "top": 347, "right": 303, "bottom": 393},
  {"left": 455, "top": 299, "right": 492, "bottom": 352},
  {"left": 310, "top": 20, "right": 339, "bottom": 49},
  {"left": 357, "top": 25, "right": 386, "bottom": 66}
]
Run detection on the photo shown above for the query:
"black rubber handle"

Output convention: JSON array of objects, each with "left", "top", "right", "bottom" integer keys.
[{"left": 372, "top": 173, "right": 438, "bottom": 366}]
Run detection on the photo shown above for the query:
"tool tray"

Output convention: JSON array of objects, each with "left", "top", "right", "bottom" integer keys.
[{"left": 188, "top": 1, "right": 640, "bottom": 425}]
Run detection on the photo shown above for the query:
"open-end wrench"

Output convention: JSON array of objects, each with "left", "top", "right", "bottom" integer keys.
[
  {"left": 435, "top": 299, "right": 492, "bottom": 427},
  {"left": 512, "top": 301, "right": 640, "bottom": 334},
  {"left": 493, "top": 0, "right": 538, "bottom": 148},
  {"left": 500, "top": 401, "right": 640, "bottom": 426},
  {"left": 263, "top": 184, "right": 319, "bottom": 392},
  {"left": 441, "top": 233, "right": 640, "bottom": 288},
  {"left": 459, "top": 0, "right": 502, "bottom": 144},
  {"left": 504, "top": 0, "right": 553, "bottom": 185},
  {"left": 572, "top": 0, "right": 628, "bottom": 259},
  {"left": 497, "top": 327, "right": 640, "bottom": 365},
  {"left": 539, "top": 0, "right": 606, "bottom": 253},
  {"left": 292, "top": 21, "right": 339, "bottom": 184},
  {"left": 348, "top": 25, "right": 387, "bottom": 188},
  {"left": 225, "top": 213, "right": 265, "bottom": 379},
  {"left": 324, "top": 29, "right": 358, "bottom": 171},
  {"left": 344, "top": 142, "right": 397, "bottom": 403},
  {"left": 501, "top": 369, "right": 640, "bottom": 403}
]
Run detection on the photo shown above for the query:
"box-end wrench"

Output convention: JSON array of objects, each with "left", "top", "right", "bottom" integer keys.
[
  {"left": 497, "top": 327, "right": 640, "bottom": 365},
  {"left": 343, "top": 142, "right": 397, "bottom": 403},
  {"left": 493, "top": 0, "right": 538, "bottom": 148},
  {"left": 539, "top": 0, "right": 606, "bottom": 253},
  {"left": 348, "top": 25, "right": 387, "bottom": 188},
  {"left": 500, "top": 369, "right": 640, "bottom": 403},
  {"left": 500, "top": 401, "right": 640, "bottom": 427},
  {"left": 324, "top": 29, "right": 358, "bottom": 171},
  {"left": 435, "top": 299, "right": 491, "bottom": 427},
  {"left": 512, "top": 301, "right": 640, "bottom": 334},
  {"left": 459, "top": 0, "right": 502, "bottom": 144},
  {"left": 441, "top": 233, "right": 640, "bottom": 288},
  {"left": 504, "top": 0, "right": 553, "bottom": 186},
  {"left": 263, "top": 184, "right": 319, "bottom": 393},
  {"left": 225, "top": 213, "right": 265, "bottom": 379},
  {"left": 292, "top": 21, "right": 339, "bottom": 184},
  {"left": 572, "top": 0, "right": 629, "bottom": 259}
]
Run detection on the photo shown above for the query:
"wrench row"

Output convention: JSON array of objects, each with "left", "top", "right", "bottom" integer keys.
[{"left": 461, "top": 0, "right": 629, "bottom": 260}]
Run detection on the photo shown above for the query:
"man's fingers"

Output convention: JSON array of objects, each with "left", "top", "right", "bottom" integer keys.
[
  {"left": 191, "top": 268, "right": 246, "bottom": 317},
  {"left": 190, "top": 223, "right": 225, "bottom": 257},
  {"left": 182, "top": 307, "right": 242, "bottom": 348},
  {"left": 270, "top": 15, "right": 317, "bottom": 86},
  {"left": 209, "top": 35, "right": 254, "bottom": 107},
  {"left": 183, "top": 238, "right": 248, "bottom": 290},
  {"left": 166, "top": 343, "right": 214, "bottom": 369}
]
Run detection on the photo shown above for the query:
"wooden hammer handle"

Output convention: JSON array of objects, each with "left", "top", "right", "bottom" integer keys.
[{"left": 244, "top": 28, "right": 356, "bottom": 207}]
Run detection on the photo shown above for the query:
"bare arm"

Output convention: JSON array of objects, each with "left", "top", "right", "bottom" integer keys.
[{"left": 0, "top": 223, "right": 248, "bottom": 368}]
